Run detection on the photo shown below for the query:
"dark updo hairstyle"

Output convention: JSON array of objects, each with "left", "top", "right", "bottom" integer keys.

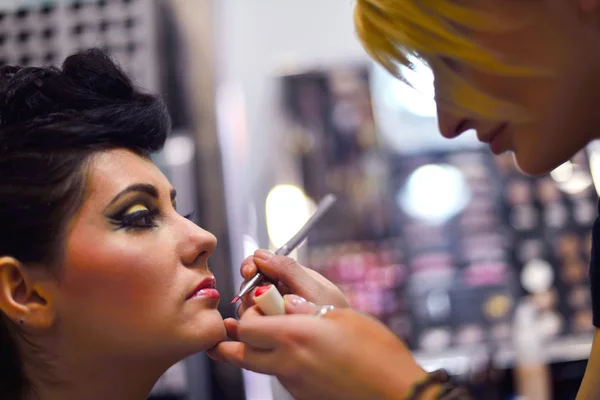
[{"left": 0, "top": 48, "right": 171, "bottom": 399}]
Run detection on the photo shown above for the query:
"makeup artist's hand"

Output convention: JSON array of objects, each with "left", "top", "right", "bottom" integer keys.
[
  {"left": 237, "top": 249, "right": 348, "bottom": 317},
  {"left": 211, "top": 297, "right": 429, "bottom": 400}
]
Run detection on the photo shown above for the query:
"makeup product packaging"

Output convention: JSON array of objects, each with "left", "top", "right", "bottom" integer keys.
[{"left": 512, "top": 301, "right": 551, "bottom": 400}]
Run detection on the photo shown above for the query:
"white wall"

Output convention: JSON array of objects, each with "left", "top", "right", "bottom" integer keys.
[
  {"left": 212, "top": 1, "right": 369, "bottom": 399},
  {"left": 214, "top": 0, "right": 369, "bottom": 192}
]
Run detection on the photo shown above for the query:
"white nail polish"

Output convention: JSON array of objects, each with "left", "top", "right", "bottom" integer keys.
[{"left": 288, "top": 295, "right": 307, "bottom": 306}]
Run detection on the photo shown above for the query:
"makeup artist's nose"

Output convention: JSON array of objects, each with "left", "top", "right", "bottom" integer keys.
[
  {"left": 437, "top": 109, "right": 471, "bottom": 139},
  {"left": 180, "top": 222, "right": 217, "bottom": 268}
]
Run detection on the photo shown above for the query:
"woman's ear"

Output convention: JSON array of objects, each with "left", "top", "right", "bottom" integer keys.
[{"left": 0, "top": 257, "right": 57, "bottom": 330}]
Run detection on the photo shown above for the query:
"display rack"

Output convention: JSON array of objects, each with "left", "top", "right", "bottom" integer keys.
[{"left": 0, "top": 0, "right": 159, "bottom": 92}]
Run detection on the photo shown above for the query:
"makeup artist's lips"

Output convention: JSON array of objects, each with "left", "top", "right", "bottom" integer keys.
[
  {"left": 479, "top": 123, "right": 509, "bottom": 155},
  {"left": 186, "top": 277, "right": 220, "bottom": 301}
]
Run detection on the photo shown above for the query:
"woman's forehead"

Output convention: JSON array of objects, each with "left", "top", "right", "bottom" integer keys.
[{"left": 85, "top": 149, "right": 168, "bottom": 202}]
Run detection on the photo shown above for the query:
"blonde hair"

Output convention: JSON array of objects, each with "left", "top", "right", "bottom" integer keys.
[{"left": 354, "top": 0, "right": 540, "bottom": 122}]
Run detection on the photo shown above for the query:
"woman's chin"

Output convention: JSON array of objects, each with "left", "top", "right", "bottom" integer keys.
[{"left": 183, "top": 312, "right": 227, "bottom": 354}]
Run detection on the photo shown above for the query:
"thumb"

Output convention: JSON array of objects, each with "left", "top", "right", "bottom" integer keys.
[{"left": 283, "top": 295, "right": 319, "bottom": 315}]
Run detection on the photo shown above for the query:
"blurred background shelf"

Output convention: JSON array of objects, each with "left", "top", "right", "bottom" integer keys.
[{"left": 416, "top": 334, "right": 594, "bottom": 377}]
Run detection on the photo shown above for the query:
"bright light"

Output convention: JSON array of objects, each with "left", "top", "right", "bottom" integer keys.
[
  {"left": 556, "top": 173, "right": 592, "bottom": 194},
  {"left": 390, "top": 56, "right": 437, "bottom": 117},
  {"left": 588, "top": 151, "right": 600, "bottom": 197},
  {"left": 551, "top": 160, "right": 592, "bottom": 194},
  {"left": 398, "top": 164, "right": 471, "bottom": 224},
  {"left": 242, "top": 234, "right": 259, "bottom": 258},
  {"left": 520, "top": 259, "right": 554, "bottom": 294},
  {"left": 550, "top": 161, "right": 573, "bottom": 183},
  {"left": 163, "top": 136, "right": 195, "bottom": 166},
  {"left": 265, "top": 185, "right": 312, "bottom": 249}
]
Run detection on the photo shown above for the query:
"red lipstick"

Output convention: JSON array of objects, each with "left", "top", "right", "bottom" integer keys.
[
  {"left": 255, "top": 285, "right": 270, "bottom": 297},
  {"left": 186, "top": 277, "right": 220, "bottom": 301}
]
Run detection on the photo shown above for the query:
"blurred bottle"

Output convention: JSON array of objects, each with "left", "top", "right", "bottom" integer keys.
[{"left": 512, "top": 300, "right": 552, "bottom": 400}]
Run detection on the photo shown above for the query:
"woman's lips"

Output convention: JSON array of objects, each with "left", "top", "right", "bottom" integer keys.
[
  {"left": 186, "top": 277, "right": 220, "bottom": 301},
  {"left": 188, "top": 288, "right": 220, "bottom": 301},
  {"left": 482, "top": 123, "right": 509, "bottom": 155}
]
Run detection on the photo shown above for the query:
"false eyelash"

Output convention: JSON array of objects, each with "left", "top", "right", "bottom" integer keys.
[
  {"left": 112, "top": 208, "right": 159, "bottom": 230},
  {"left": 184, "top": 211, "right": 195, "bottom": 220}
]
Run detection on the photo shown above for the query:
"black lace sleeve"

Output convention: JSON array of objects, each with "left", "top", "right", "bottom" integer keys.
[{"left": 406, "top": 370, "right": 475, "bottom": 399}]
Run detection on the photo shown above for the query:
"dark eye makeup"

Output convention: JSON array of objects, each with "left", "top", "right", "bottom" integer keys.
[{"left": 109, "top": 203, "right": 195, "bottom": 231}]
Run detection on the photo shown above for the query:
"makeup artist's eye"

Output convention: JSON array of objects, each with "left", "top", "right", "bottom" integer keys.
[
  {"left": 440, "top": 56, "right": 461, "bottom": 73},
  {"left": 111, "top": 204, "right": 158, "bottom": 230}
]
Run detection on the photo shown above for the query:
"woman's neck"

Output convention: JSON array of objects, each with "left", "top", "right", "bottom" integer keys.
[{"left": 24, "top": 350, "right": 172, "bottom": 400}]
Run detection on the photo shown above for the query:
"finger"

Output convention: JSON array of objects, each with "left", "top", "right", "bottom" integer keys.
[
  {"left": 240, "top": 284, "right": 256, "bottom": 311},
  {"left": 239, "top": 305, "right": 264, "bottom": 321},
  {"left": 209, "top": 341, "right": 276, "bottom": 374},
  {"left": 253, "top": 250, "right": 316, "bottom": 295},
  {"left": 237, "top": 302, "right": 247, "bottom": 319},
  {"left": 283, "top": 295, "right": 320, "bottom": 315},
  {"left": 238, "top": 305, "right": 284, "bottom": 348},
  {"left": 206, "top": 348, "right": 223, "bottom": 361},
  {"left": 238, "top": 313, "right": 316, "bottom": 348},
  {"left": 240, "top": 256, "right": 257, "bottom": 279},
  {"left": 224, "top": 318, "right": 240, "bottom": 341},
  {"left": 277, "top": 281, "right": 292, "bottom": 296}
]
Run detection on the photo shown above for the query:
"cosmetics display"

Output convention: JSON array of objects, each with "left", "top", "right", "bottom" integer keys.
[
  {"left": 0, "top": 0, "right": 160, "bottom": 92},
  {"left": 306, "top": 150, "right": 517, "bottom": 351},
  {"left": 496, "top": 151, "right": 596, "bottom": 338},
  {"left": 281, "top": 66, "right": 598, "bottom": 358}
]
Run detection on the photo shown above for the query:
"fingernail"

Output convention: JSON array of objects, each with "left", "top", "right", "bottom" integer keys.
[
  {"left": 285, "top": 294, "right": 307, "bottom": 306},
  {"left": 255, "top": 249, "right": 274, "bottom": 261},
  {"left": 241, "top": 264, "right": 252, "bottom": 276}
]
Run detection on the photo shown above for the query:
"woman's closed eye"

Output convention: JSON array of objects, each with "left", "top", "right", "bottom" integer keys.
[{"left": 110, "top": 203, "right": 196, "bottom": 231}]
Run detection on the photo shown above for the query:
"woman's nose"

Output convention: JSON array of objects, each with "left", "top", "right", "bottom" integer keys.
[
  {"left": 180, "top": 220, "right": 217, "bottom": 268},
  {"left": 437, "top": 109, "right": 471, "bottom": 139}
]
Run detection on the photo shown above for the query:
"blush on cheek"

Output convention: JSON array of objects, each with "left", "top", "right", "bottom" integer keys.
[
  {"left": 61, "top": 260, "right": 145, "bottom": 306},
  {"left": 61, "top": 240, "right": 170, "bottom": 309}
]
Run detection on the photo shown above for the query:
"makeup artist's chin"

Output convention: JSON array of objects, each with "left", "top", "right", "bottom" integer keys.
[{"left": 511, "top": 145, "right": 571, "bottom": 177}]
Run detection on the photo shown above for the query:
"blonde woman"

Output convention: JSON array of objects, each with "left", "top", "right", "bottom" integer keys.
[{"left": 211, "top": 0, "right": 600, "bottom": 398}]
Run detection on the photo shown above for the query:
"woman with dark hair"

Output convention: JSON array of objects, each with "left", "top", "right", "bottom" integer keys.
[{"left": 0, "top": 49, "right": 226, "bottom": 400}]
